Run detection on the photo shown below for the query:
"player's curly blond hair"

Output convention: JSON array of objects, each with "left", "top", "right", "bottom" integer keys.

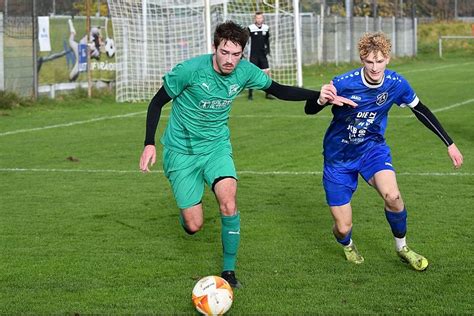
[{"left": 358, "top": 32, "right": 392, "bottom": 59}]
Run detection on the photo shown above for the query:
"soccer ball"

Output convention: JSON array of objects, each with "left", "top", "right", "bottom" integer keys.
[{"left": 192, "top": 275, "right": 233, "bottom": 315}]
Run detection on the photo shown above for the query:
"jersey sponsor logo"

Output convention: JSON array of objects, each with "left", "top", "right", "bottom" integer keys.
[
  {"left": 356, "top": 111, "right": 377, "bottom": 120},
  {"left": 351, "top": 95, "right": 361, "bottom": 101},
  {"left": 346, "top": 112, "right": 377, "bottom": 144},
  {"left": 228, "top": 84, "right": 240, "bottom": 97},
  {"left": 201, "top": 82, "right": 210, "bottom": 91},
  {"left": 199, "top": 99, "right": 232, "bottom": 109},
  {"left": 376, "top": 92, "right": 388, "bottom": 105}
]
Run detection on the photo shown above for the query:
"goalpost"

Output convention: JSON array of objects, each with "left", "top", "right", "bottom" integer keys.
[
  {"left": 438, "top": 35, "right": 474, "bottom": 58},
  {"left": 107, "top": 0, "right": 302, "bottom": 102}
]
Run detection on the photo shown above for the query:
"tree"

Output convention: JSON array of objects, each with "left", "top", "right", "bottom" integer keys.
[{"left": 73, "top": 0, "right": 109, "bottom": 16}]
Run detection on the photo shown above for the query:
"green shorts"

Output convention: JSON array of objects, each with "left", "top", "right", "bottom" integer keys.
[{"left": 162, "top": 144, "right": 237, "bottom": 209}]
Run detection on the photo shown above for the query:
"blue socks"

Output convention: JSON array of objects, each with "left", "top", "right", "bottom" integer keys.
[
  {"left": 385, "top": 208, "right": 407, "bottom": 238},
  {"left": 335, "top": 228, "right": 352, "bottom": 246},
  {"left": 334, "top": 209, "right": 407, "bottom": 249}
]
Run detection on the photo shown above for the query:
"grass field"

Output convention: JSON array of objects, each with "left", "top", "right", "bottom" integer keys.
[{"left": 1, "top": 56, "right": 473, "bottom": 314}]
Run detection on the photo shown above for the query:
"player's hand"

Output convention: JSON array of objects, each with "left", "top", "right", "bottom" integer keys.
[
  {"left": 447, "top": 143, "right": 463, "bottom": 169},
  {"left": 140, "top": 145, "right": 156, "bottom": 173},
  {"left": 319, "top": 81, "right": 357, "bottom": 108},
  {"left": 332, "top": 96, "right": 358, "bottom": 107}
]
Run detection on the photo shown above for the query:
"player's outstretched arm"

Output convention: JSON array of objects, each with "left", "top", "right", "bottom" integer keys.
[
  {"left": 139, "top": 87, "right": 172, "bottom": 172},
  {"left": 317, "top": 80, "right": 357, "bottom": 107},
  {"left": 304, "top": 98, "right": 326, "bottom": 115},
  {"left": 263, "top": 80, "right": 356, "bottom": 106},
  {"left": 411, "top": 101, "right": 463, "bottom": 169},
  {"left": 305, "top": 80, "right": 357, "bottom": 115}
]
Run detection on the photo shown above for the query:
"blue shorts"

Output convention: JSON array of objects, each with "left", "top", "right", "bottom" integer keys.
[{"left": 323, "top": 144, "right": 395, "bottom": 207}]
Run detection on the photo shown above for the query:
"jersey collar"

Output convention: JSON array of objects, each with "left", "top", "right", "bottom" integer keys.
[{"left": 361, "top": 67, "right": 385, "bottom": 89}]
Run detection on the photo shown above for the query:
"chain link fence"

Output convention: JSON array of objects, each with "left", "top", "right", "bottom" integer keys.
[{"left": 1, "top": 0, "right": 34, "bottom": 96}]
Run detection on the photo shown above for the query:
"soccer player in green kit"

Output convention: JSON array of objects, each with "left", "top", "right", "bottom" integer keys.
[{"left": 139, "top": 21, "right": 356, "bottom": 288}]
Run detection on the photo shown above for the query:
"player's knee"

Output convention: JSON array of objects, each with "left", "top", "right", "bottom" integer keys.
[
  {"left": 384, "top": 191, "right": 403, "bottom": 209},
  {"left": 185, "top": 220, "right": 203, "bottom": 234},
  {"left": 335, "top": 223, "right": 352, "bottom": 237},
  {"left": 219, "top": 200, "right": 237, "bottom": 216},
  {"left": 182, "top": 214, "right": 203, "bottom": 234}
]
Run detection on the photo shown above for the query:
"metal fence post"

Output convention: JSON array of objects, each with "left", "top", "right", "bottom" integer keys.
[
  {"left": 404, "top": 17, "right": 407, "bottom": 56},
  {"left": 439, "top": 36, "right": 442, "bottom": 58},
  {"left": 335, "top": 15, "right": 338, "bottom": 66},
  {"left": 0, "top": 12, "right": 4, "bottom": 91},
  {"left": 318, "top": 7, "right": 324, "bottom": 64},
  {"left": 392, "top": 16, "right": 396, "bottom": 56},
  {"left": 32, "top": 0, "right": 38, "bottom": 100},
  {"left": 413, "top": 17, "right": 417, "bottom": 56},
  {"left": 310, "top": 13, "right": 315, "bottom": 65}
]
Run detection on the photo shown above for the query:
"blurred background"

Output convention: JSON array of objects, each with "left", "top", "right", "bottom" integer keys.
[{"left": 0, "top": 0, "right": 473, "bottom": 101}]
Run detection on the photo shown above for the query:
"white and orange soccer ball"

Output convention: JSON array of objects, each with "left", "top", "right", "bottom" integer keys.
[{"left": 192, "top": 276, "right": 234, "bottom": 315}]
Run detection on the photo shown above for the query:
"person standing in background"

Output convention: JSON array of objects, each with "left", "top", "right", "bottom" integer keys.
[{"left": 247, "top": 11, "right": 274, "bottom": 100}]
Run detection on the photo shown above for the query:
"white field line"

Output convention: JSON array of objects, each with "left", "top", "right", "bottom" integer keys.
[
  {"left": 432, "top": 98, "right": 474, "bottom": 113},
  {"left": 1, "top": 168, "right": 472, "bottom": 177},
  {"left": 1, "top": 96, "right": 473, "bottom": 137},
  {"left": 1, "top": 81, "right": 473, "bottom": 137},
  {"left": 0, "top": 111, "right": 145, "bottom": 137},
  {"left": 398, "top": 61, "right": 474, "bottom": 74}
]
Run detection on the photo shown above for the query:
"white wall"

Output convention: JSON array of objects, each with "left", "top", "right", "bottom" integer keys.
[{"left": 0, "top": 12, "right": 4, "bottom": 90}]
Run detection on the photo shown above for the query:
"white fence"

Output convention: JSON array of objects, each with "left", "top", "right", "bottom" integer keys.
[{"left": 301, "top": 14, "right": 417, "bottom": 65}]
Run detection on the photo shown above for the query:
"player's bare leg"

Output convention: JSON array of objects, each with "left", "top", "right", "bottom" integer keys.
[
  {"left": 369, "top": 170, "right": 404, "bottom": 211},
  {"left": 180, "top": 203, "right": 204, "bottom": 234},
  {"left": 371, "top": 170, "right": 428, "bottom": 271},
  {"left": 214, "top": 177, "right": 242, "bottom": 288},
  {"left": 330, "top": 203, "right": 364, "bottom": 264}
]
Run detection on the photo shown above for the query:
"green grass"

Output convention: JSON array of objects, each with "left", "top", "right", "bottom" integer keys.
[
  {"left": 418, "top": 21, "right": 474, "bottom": 56},
  {"left": 1, "top": 57, "right": 473, "bottom": 314}
]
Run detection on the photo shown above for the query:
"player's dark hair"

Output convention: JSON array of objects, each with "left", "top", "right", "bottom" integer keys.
[
  {"left": 255, "top": 11, "right": 263, "bottom": 16},
  {"left": 213, "top": 20, "right": 249, "bottom": 50}
]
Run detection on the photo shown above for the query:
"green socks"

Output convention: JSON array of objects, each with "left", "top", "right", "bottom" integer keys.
[{"left": 221, "top": 212, "right": 241, "bottom": 271}]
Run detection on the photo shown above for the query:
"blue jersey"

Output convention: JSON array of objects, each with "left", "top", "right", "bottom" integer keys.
[{"left": 323, "top": 67, "right": 419, "bottom": 164}]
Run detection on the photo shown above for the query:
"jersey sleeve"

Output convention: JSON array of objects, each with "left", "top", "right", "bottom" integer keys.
[
  {"left": 332, "top": 75, "right": 346, "bottom": 97},
  {"left": 396, "top": 75, "right": 419, "bottom": 108},
  {"left": 162, "top": 62, "right": 193, "bottom": 98},
  {"left": 244, "top": 61, "right": 272, "bottom": 90}
]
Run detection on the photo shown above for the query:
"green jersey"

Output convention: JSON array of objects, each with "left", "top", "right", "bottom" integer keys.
[{"left": 161, "top": 54, "right": 271, "bottom": 154}]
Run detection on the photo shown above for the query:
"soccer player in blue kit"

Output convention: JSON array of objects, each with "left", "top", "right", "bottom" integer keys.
[{"left": 305, "top": 32, "right": 463, "bottom": 270}]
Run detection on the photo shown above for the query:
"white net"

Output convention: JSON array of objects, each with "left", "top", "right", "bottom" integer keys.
[{"left": 107, "top": 0, "right": 299, "bottom": 102}]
